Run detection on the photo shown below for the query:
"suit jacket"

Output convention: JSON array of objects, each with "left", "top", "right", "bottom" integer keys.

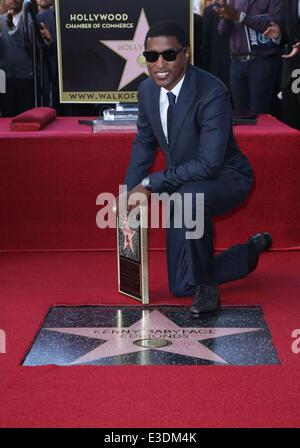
[
  {"left": 202, "top": 3, "right": 230, "bottom": 87},
  {"left": 125, "top": 64, "right": 253, "bottom": 203},
  {"left": 37, "top": 8, "right": 57, "bottom": 83},
  {"left": 280, "top": 0, "right": 300, "bottom": 89},
  {"left": 281, "top": 0, "right": 300, "bottom": 45},
  {"left": 0, "top": 13, "right": 33, "bottom": 78},
  {"left": 36, "top": 8, "right": 60, "bottom": 108}
]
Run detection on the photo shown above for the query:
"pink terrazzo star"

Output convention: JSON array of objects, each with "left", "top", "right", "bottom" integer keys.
[{"left": 44, "top": 310, "right": 262, "bottom": 365}]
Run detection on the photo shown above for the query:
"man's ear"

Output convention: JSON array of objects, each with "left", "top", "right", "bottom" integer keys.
[{"left": 185, "top": 47, "right": 191, "bottom": 61}]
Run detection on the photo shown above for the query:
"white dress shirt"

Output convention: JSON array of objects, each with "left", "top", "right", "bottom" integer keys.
[
  {"left": 160, "top": 75, "right": 185, "bottom": 144},
  {"left": 13, "top": 11, "right": 22, "bottom": 28}
]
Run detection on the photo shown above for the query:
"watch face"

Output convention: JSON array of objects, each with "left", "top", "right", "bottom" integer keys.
[{"left": 142, "top": 178, "right": 149, "bottom": 188}]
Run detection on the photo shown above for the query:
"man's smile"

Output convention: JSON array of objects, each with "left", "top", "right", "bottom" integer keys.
[{"left": 155, "top": 72, "right": 169, "bottom": 79}]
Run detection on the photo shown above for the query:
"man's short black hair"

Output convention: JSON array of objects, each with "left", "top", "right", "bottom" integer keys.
[{"left": 144, "top": 21, "right": 190, "bottom": 49}]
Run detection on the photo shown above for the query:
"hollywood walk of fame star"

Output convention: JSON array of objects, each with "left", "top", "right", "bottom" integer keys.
[
  {"left": 100, "top": 9, "right": 150, "bottom": 90},
  {"left": 44, "top": 310, "right": 262, "bottom": 365},
  {"left": 120, "top": 217, "right": 136, "bottom": 253}
]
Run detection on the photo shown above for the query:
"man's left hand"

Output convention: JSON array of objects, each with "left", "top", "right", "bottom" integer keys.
[
  {"left": 262, "top": 22, "right": 280, "bottom": 40},
  {"left": 40, "top": 22, "right": 52, "bottom": 43},
  {"left": 6, "top": 11, "right": 15, "bottom": 30},
  {"left": 282, "top": 42, "right": 300, "bottom": 59},
  {"left": 213, "top": 0, "right": 240, "bottom": 21}
]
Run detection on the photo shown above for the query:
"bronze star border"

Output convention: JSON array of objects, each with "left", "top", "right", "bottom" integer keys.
[{"left": 22, "top": 306, "right": 280, "bottom": 366}]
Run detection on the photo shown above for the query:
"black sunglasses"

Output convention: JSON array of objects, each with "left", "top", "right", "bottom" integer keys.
[{"left": 143, "top": 47, "right": 186, "bottom": 63}]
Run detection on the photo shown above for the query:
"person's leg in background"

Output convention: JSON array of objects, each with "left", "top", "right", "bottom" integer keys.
[
  {"left": 248, "top": 56, "right": 281, "bottom": 114},
  {"left": 229, "top": 58, "right": 250, "bottom": 110}
]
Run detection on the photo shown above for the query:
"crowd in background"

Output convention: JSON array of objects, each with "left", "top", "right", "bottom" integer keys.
[{"left": 0, "top": 0, "right": 299, "bottom": 130}]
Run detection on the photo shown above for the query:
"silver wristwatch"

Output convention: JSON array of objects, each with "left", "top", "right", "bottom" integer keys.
[
  {"left": 141, "top": 177, "right": 151, "bottom": 191},
  {"left": 239, "top": 12, "right": 246, "bottom": 23}
]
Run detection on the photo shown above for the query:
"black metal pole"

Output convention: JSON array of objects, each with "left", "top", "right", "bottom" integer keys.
[
  {"left": 23, "top": 0, "right": 45, "bottom": 108},
  {"left": 31, "top": 24, "right": 38, "bottom": 107},
  {"left": 39, "top": 47, "right": 44, "bottom": 107}
]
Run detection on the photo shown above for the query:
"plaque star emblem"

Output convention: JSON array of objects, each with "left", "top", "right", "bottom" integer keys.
[
  {"left": 120, "top": 217, "right": 136, "bottom": 253},
  {"left": 44, "top": 310, "right": 262, "bottom": 365},
  {"left": 100, "top": 9, "right": 150, "bottom": 90}
]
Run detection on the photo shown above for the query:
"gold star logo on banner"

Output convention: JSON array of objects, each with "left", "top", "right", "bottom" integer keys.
[{"left": 100, "top": 9, "right": 150, "bottom": 90}]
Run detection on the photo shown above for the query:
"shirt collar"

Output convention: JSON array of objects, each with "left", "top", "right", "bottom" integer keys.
[{"left": 161, "top": 75, "right": 185, "bottom": 102}]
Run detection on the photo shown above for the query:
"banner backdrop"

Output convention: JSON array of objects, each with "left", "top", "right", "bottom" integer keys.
[{"left": 56, "top": 0, "right": 193, "bottom": 103}]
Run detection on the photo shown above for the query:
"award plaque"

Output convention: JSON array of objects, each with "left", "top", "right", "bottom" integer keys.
[{"left": 117, "top": 206, "right": 149, "bottom": 304}]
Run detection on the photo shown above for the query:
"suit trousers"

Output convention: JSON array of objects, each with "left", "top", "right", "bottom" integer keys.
[
  {"left": 165, "top": 179, "right": 249, "bottom": 297},
  {"left": 230, "top": 55, "right": 280, "bottom": 114}
]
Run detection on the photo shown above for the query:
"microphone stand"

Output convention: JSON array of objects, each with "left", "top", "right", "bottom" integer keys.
[{"left": 22, "top": 0, "right": 45, "bottom": 107}]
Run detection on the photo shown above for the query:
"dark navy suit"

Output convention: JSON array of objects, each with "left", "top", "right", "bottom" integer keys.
[
  {"left": 125, "top": 63, "right": 254, "bottom": 297},
  {"left": 37, "top": 8, "right": 59, "bottom": 110}
]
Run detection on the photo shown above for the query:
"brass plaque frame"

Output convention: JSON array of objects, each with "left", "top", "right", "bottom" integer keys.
[{"left": 117, "top": 205, "right": 149, "bottom": 304}]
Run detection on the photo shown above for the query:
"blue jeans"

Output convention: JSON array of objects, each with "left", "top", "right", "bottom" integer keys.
[{"left": 230, "top": 56, "right": 280, "bottom": 113}]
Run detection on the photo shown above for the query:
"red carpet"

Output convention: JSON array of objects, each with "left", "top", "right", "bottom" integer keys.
[
  {"left": 1, "top": 115, "right": 300, "bottom": 428},
  {"left": 0, "top": 115, "right": 300, "bottom": 251},
  {"left": 1, "top": 250, "right": 300, "bottom": 428}
]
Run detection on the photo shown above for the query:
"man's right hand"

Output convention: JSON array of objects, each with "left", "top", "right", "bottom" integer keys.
[
  {"left": 262, "top": 21, "right": 280, "bottom": 40},
  {"left": 213, "top": 0, "right": 241, "bottom": 21},
  {"left": 114, "top": 184, "right": 150, "bottom": 222}
]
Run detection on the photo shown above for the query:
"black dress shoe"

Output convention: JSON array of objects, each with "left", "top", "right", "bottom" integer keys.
[
  {"left": 190, "top": 283, "right": 221, "bottom": 315},
  {"left": 247, "top": 232, "right": 272, "bottom": 273}
]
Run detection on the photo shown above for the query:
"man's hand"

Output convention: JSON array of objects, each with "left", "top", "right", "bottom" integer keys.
[
  {"left": 114, "top": 183, "right": 151, "bottom": 221},
  {"left": 6, "top": 11, "right": 15, "bottom": 30},
  {"left": 262, "top": 21, "right": 280, "bottom": 40},
  {"left": 282, "top": 42, "right": 300, "bottom": 59},
  {"left": 213, "top": 0, "right": 241, "bottom": 21},
  {"left": 40, "top": 22, "right": 52, "bottom": 43},
  {"left": 263, "top": 22, "right": 299, "bottom": 59}
]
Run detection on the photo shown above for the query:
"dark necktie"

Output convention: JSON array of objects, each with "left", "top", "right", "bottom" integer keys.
[{"left": 167, "top": 91, "right": 176, "bottom": 145}]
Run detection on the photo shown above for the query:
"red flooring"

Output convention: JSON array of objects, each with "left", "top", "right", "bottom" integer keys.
[{"left": 0, "top": 250, "right": 300, "bottom": 427}]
